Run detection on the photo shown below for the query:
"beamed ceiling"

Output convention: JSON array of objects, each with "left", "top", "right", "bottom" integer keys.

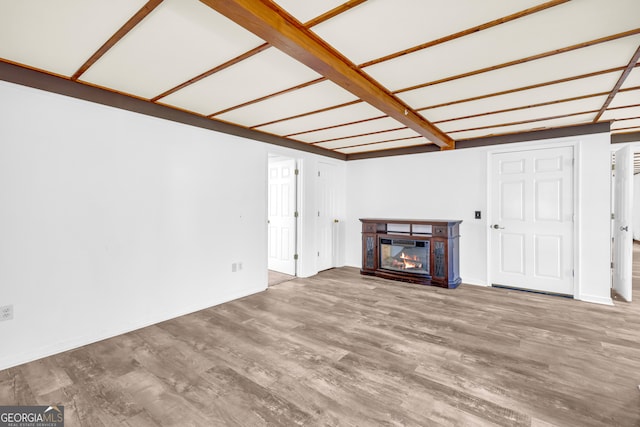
[{"left": 1, "top": 0, "right": 639, "bottom": 159}]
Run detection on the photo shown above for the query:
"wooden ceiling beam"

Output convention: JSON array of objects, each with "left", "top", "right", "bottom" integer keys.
[
  {"left": 199, "top": 0, "right": 453, "bottom": 148},
  {"left": 154, "top": 0, "right": 364, "bottom": 103},
  {"left": 72, "top": 0, "right": 163, "bottom": 80},
  {"left": 593, "top": 45, "right": 640, "bottom": 122}
]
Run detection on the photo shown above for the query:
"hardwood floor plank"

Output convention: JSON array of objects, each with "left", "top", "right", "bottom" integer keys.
[{"left": 3, "top": 249, "right": 640, "bottom": 425}]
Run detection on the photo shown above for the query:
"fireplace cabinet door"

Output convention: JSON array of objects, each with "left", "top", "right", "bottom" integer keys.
[
  {"left": 362, "top": 234, "right": 377, "bottom": 272},
  {"left": 431, "top": 238, "right": 448, "bottom": 285}
]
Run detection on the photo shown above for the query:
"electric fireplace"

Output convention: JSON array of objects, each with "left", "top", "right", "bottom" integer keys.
[
  {"left": 360, "top": 219, "right": 462, "bottom": 288},
  {"left": 379, "top": 238, "right": 429, "bottom": 275}
]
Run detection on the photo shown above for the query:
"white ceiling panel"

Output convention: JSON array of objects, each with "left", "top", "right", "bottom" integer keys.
[
  {"left": 295, "top": 117, "right": 401, "bottom": 143},
  {"left": 602, "top": 106, "right": 640, "bottom": 121},
  {"left": 438, "top": 97, "right": 606, "bottom": 133},
  {"left": 338, "top": 139, "right": 430, "bottom": 155},
  {"left": 621, "top": 67, "right": 640, "bottom": 89},
  {"left": 612, "top": 118, "right": 640, "bottom": 130},
  {"left": 451, "top": 113, "right": 596, "bottom": 140},
  {"left": 397, "top": 36, "right": 640, "bottom": 107},
  {"left": 216, "top": 80, "right": 358, "bottom": 128},
  {"left": 313, "top": 0, "right": 543, "bottom": 65},
  {"left": 609, "top": 89, "right": 640, "bottom": 109},
  {"left": 315, "top": 129, "right": 420, "bottom": 150},
  {"left": 256, "top": 102, "right": 383, "bottom": 136},
  {"left": 613, "top": 127, "right": 640, "bottom": 134},
  {"left": 421, "top": 73, "right": 619, "bottom": 123},
  {"left": 160, "top": 48, "right": 320, "bottom": 115},
  {"left": 365, "top": 0, "right": 640, "bottom": 91},
  {"left": 0, "top": 0, "right": 147, "bottom": 77},
  {"left": 80, "top": 0, "right": 264, "bottom": 99},
  {"left": 273, "top": 0, "right": 347, "bottom": 24}
]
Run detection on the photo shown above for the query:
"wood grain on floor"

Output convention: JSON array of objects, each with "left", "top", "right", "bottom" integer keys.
[{"left": 2, "top": 251, "right": 640, "bottom": 426}]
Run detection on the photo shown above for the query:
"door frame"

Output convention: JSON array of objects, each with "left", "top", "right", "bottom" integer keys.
[
  {"left": 486, "top": 140, "right": 580, "bottom": 298},
  {"left": 267, "top": 153, "right": 300, "bottom": 277}
]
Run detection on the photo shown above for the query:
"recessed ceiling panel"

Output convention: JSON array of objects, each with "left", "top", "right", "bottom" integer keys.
[
  {"left": 313, "top": 0, "right": 543, "bottom": 65},
  {"left": 160, "top": 48, "right": 320, "bottom": 115},
  {"left": 438, "top": 97, "right": 606, "bottom": 133},
  {"left": 338, "top": 139, "right": 431, "bottom": 155},
  {"left": 315, "top": 129, "right": 420, "bottom": 150},
  {"left": 295, "top": 117, "right": 401, "bottom": 143},
  {"left": 273, "top": 0, "right": 347, "bottom": 24},
  {"left": 398, "top": 36, "right": 640, "bottom": 108},
  {"left": 216, "top": 80, "right": 358, "bottom": 128},
  {"left": 612, "top": 118, "right": 640, "bottom": 130},
  {"left": 451, "top": 113, "right": 597, "bottom": 140},
  {"left": 609, "top": 89, "right": 640, "bottom": 109},
  {"left": 621, "top": 67, "right": 640, "bottom": 89},
  {"left": 0, "top": 0, "right": 147, "bottom": 77},
  {"left": 613, "top": 127, "right": 640, "bottom": 134},
  {"left": 602, "top": 106, "right": 640, "bottom": 121},
  {"left": 256, "top": 102, "right": 382, "bottom": 136},
  {"left": 80, "top": 0, "right": 264, "bottom": 99},
  {"left": 365, "top": 0, "right": 640, "bottom": 91},
  {"left": 421, "top": 73, "right": 620, "bottom": 123}
]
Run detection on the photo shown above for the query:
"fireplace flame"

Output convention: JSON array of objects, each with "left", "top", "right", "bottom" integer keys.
[{"left": 399, "top": 252, "right": 422, "bottom": 269}]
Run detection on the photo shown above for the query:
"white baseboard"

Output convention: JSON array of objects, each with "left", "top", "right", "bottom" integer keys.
[
  {"left": 0, "top": 286, "right": 266, "bottom": 371},
  {"left": 576, "top": 293, "right": 614, "bottom": 306}
]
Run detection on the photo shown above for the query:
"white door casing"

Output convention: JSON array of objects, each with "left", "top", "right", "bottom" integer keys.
[
  {"left": 317, "top": 162, "right": 336, "bottom": 271},
  {"left": 267, "top": 157, "right": 297, "bottom": 276},
  {"left": 613, "top": 145, "right": 633, "bottom": 301},
  {"left": 490, "top": 146, "right": 574, "bottom": 295}
]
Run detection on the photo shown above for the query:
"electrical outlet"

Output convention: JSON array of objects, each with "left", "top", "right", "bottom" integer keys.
[
  {"left": 238, "top": 262, "right": 243, "bottom": 271},
  {"left": 0, "top": 305, "right": 13, "bottom": 321},
  {"left": 231, "top": 263, "right": 237, "bottom": 273}
]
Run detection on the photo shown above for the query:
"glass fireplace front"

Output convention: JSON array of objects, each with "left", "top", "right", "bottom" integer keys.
[{"left": 379, "top": 238, "right": 430, "bottom": 275}]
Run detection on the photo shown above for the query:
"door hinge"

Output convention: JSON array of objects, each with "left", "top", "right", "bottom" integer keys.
[
  {"left": 611, "top": 261, "right": 614, "bottom": 268},
  {"left": 294, "top": 254, "right": 298, "bottom": 260},
  {"left": 318, "top": 211, "right": 320, "bottom": 217},
  {"left": 318, "top": 171, "right": 321, "bottom": 177},
  {"left": 294, "top": 211, "right": 299, "bottom": 218},
  {"left": 294, "top": 168, "right": 299, "bottom": 175},
  {"left": 572, "top": 158, "right": 575, "bottom": 166},
  {"left": 317, "top": 251, "right": 320, "bottom": 257},
  {"left": 612, "top": 163, "right": 615, "bottom": 171},
  {"left": 572, "top": 269, "right": 574, "bottom": 277}
]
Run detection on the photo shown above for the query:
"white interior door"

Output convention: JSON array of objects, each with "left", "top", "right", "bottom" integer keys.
[
  {"left": 613, "top": 145, "right": 633, "bottom": 301},
  {"left": 268, "top": 157, "right": 297, "bottom": 275},
  {"left": 490, "top": 146, "right": 574, "bottom": 295},
  {"left": 317, "top": 162, "right": 336, "bottom": 271}
]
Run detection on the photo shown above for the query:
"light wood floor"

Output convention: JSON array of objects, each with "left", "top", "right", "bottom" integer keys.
[
  {"left": 2, "top": 257, "right": 640, "bottom": 426},
  {"left": 268, "top": 270, "right": 295, "bottom": 287}
]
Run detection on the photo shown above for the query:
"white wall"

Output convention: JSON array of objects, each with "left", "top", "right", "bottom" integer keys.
[
  {"left": 346, "top": 133, "right": 612, "bottom": 304},
  {"left": 0, "top": 81, "right": 262, "bottom": 369}
]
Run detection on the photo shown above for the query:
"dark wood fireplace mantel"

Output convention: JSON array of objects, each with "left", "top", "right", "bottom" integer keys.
[{"left": 360, "top": 218, "right": 462, "bottom": 288}]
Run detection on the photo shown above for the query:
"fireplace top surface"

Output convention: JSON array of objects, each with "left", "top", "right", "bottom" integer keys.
[{"left": 360, "top": 218, "right": 462, "bottom": 225}]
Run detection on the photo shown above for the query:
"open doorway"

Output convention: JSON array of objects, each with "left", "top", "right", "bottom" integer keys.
[
  {"left": 267, "top": 154, "right": 297, "bottom": 286},
  {"left": 611, "top": 144, "right": 640, "bottom": 302}
]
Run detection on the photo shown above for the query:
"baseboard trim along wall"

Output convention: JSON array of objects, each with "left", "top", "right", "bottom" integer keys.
[{"left": 0, "top": 286, "right": 266, "bottom": 371}]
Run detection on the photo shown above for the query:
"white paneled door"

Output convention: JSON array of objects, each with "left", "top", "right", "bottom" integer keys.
[
  {"left": 490, "top": 146, "right": 574, "bottom": 295},
  {"left": 613, "top": 145, "right": 633, "bottom": 301},
  {"left": 317, "top": 162, "right": 337, "bottom": 272},
  {"left": 268, "top": 157, "right": 297, "bottom": 275}
]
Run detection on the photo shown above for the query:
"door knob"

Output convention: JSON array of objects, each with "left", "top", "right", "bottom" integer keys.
[
  {"left": 620, "top": 225, "right": 629, "bottom": 232},
  {"left": 492, "top": 224, "right": 505, "bottom": 229}
]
